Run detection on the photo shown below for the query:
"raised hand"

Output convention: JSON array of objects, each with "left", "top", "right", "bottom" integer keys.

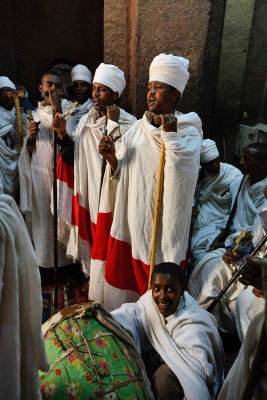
[
  {"left": 48, "top": 88, "right": 62, "bottom": 113},
  {"left": 28, "top": 121, "right": 40, "bottom": 142},
  {"left": 107, "top": 105, "right": 120, "bottom": 123},
  {"left": 98, "top": 136, "right": 118, "bottom": 173},
  {"left": 52, "top": 113, "right": 67, "bottom": 139},
  {"left": 160, "top": 113, "right": 177, "bottom": 132}
]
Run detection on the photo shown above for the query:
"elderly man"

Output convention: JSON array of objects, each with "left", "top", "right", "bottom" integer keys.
[
  {"left": 112, "top": 263, "right": 224, "bottom": 400},
  {"left": 19, "top": 69, "right": 71, "bottom": 268},
  {"left": 52, "top": 63, "right": 136, "bottom": 274},
  {"left": 66, "top": 64, "right": 93, "bottom": 136},
  {"left": 0, "top": 76, "right": 27, "bottom": 197},
  {"left": 90, "top": 53, "right": 203, "bottom": 310},
  {"left": 188, "top": 143, "right": 267, "bottom": 332},
  {"left": 190, "top": 139, "right": 241, "bottom": 262}
]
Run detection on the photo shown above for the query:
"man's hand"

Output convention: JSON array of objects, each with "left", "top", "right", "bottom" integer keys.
[
  {"left": 107, "top": 105, "right": 120, "bottom": 123},
  {"left": 209, "top": 230, "right": 226, "bottom": 251},
  {"left": 52, "top": 113, "right": 67, "bottom": 140},
  {"left": 48, "top": 88, "right": 62, "bottom": 113},
  {"left": 99, "top": 136, "right": 118, "bottom": 172},
  {"left": 28, "top": 121, "right": 40, "bottom": 141},
  {"left": 239, "top": 256, "right": 263, "bottom": 296},
  {"left": 222, "top": 247, "right": 242, "bottom": 264},
  {"left": 160, "top": 114, "right": 177, "bottom": 132}
]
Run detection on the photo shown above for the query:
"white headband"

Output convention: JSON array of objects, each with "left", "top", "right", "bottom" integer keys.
[
  {"left": 149, "top": 53, "right": 190, "bottom": 94},
  {"left": 0, "top": 76, "right": 16, "bottom": 90},
  {"left": 93, "top": 63, "right": 126, "bottom": 96},
  {"left": 200, "top": 139, "right": 219, "bottom": 163},
  {"left": 71, "top": 64, "right": 92, "bottom": 84}
]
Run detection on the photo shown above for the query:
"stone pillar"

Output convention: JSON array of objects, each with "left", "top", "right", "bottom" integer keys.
[{"left": 104, "top": 0, "right": 212, "bottom": 118}]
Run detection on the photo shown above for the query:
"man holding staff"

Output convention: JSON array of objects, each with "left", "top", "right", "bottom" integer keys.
[{"left": 90, "top": 53, "right": 203, "bottom": 310}]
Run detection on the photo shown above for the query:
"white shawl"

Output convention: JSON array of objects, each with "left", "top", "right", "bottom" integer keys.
[
  {"left": 19, "top": 100, "right": 71, "bottom": 267},
  {"left": 191, "top": 163, "right": 241, "bottom": 259},
  {"left": 112, "top": 291, "right": 224, "bottom": 400},
  {"left": 0, "top": 194, "right": 49, "bottom": 400},
  {"left": 66, "top": 98, "right": 93, "bottom": 137}
]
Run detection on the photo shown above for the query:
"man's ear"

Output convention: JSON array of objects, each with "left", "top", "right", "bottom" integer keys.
[
  {"left": 112, "top": 91, "right": 119, "bottom": 104},
  {"left": 173, "top": 89, "right": 181, "bottom": 105},
  {"left": 38, "top": 83, "right": 43, "bottom": 94}
]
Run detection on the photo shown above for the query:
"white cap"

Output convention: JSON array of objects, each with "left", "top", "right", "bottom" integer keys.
[
  {"left": 200, "top": 139, "right": 219, "bottom": 163},
  {"left": 149, "top": 53, "right": 190, "bottom": 94},
  {"left": 71, "top": 64, "right": 92, "bottom": 84},
  {"left": 0, "top": 76, "right": 16, "bottom": 90},
  {"left": 93, "top": 63, "right": 126, "bottom": 96}
]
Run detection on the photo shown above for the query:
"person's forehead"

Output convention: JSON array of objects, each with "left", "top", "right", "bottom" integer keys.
[
  {"left": 152, "top": 272, "right": 179, "bottom": 285},
  {"left": 73, "top": 80, "right": 89, "bottom": 85},
  {"left": 42, "top": 74, "right": 62, "bottom": 84},
  {"left": 148, "top": 80, "right": 169, "bottom": 87},
  {"left": 242, "top": 147, "right": 259, "bottom": 158},
  {"left": 0, "top": 86, "right": 14, "bottom": 92}
]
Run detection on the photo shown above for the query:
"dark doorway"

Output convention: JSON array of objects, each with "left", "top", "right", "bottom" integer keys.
[{"left": 0, "top": 0, "right": 104, "bottom": 105}]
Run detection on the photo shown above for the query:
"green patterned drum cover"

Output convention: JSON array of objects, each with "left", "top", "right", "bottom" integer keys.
[{"left": 40, "top": 303, "right": 151, "bottom": 399}]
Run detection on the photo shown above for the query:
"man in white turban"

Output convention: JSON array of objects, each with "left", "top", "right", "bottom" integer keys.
[
  {"left": 66, "top": 64, "right": 93, "bottom": 136},
  {"left": 52, "top": 62, "right": 136, "bottom": 275},
  {"left": 190, "top": 139, "right": 241, "bottom": 262},
  {"left": 0, "top": 76, "right": 27, "bottom": 197},
  {"left": 89, "top": 53, "right": 203, "bottom": 311}
]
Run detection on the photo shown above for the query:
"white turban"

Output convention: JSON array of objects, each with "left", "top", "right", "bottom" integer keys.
[
  {"left": 93, "top": 63, "right": 126, "bottom": 96},
  {"left": 200, "top": 139, "right": 219, "bottom": 163},
  {"left": 0, "top": 76, "right": 16, "bottom": 90},
  {"left": 149, "top": 53, "right": 190, "bottom": 94},
  {"left": 71, "top": 64, "right": 92, "bottom": 84}
]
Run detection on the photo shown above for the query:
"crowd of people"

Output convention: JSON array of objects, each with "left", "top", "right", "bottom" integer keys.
[{"left": 0, "top": 53, "right": 266, "bottom": 399}]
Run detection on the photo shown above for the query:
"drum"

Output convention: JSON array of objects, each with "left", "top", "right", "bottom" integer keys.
[{"left": 40, "top": 302, "right": 153, "bottom": 399}]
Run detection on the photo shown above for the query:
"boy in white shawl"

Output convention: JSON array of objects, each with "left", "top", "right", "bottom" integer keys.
[
  {"left": 188, "top": 143, "right": 267, "bottom": 332},
  {"left": 0, "top": 76, "right": 27, "bottom": 197},
  {"left": 90, "top": 53, "right": 202, "bottom": 310},
  {"left": 191, "top": 139, "right": 241, "bottom": 261},
  {"left": 52, "top": 63, "right": 136, "bottom": 274},
  {"left": 112, "top": 263, "right": 224, "bottom": 400}
]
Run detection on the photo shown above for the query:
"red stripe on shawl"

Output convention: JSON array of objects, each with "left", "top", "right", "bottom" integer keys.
[
  {"left": 72, "top": 195, "right": 95, "bottom": 245},
  {"left": 57, "top": 156, "right": 74, "bottom": 190},
  {"left": 91, "top": 212, "right": 113, "bottom": 260},
  {"left": 105, "top": 236, "right": 188, "bottom": 296}
]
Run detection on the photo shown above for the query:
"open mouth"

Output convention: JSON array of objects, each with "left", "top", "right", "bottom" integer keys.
[{"left": 148, "top": 98, "right": 155, "bottom": 105}]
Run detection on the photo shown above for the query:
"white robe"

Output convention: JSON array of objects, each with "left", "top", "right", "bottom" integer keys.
[
  {"left": 19, "top": 101, "right": 71, "bottom": 267},
  {"left": 188, "top": 175, "right": 267, "bottom": 332},
  {"left": 65, "top": 98, "right": 93, "bottom": 137},
  {"left": 89, "top": 111, "right": 202, "bottom": 311},
  {"left": 112, "top": 291, "right": 224, "bottom": 400},
  {"left": 191, "top": 163, "right": 241, "bottom": 261},
  {"left": 56, "top": 106, "right": 136, "bottom": 274},
  {"left": 0, "top": 194, "right": 49, "bottom": 400},
  {"left": 0, "top": 105, "right": 27, "bottom": 196}
]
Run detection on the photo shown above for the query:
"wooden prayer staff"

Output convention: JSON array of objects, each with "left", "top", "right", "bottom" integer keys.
[
  {"left": 53, "top": 110, "right": 59, "bottom": 314},
  {"left": 148, "top": 138, "right": 166, "bottom": 290},
  {"left": 7, "top": 88, "right": 25, "bottom": 149},
  {"left": 207, "top": 233, "right": 267, "bottom": 313}
]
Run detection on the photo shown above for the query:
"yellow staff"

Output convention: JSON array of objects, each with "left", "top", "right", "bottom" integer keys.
[
  {"left": 7, "top": 88, "right": 25, "bottom": 150},
  {"left": 148, "top": 137, "right": 166, "bottom": 289}
]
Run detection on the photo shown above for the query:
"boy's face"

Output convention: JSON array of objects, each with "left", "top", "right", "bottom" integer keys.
[{"left": 151, "top": 273, "right": 183, "bottom": 316}]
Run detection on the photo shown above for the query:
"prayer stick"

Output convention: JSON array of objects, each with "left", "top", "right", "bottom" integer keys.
[
  {"left": 7, "top": 89, "right": 24, "bottom": 150},
  {"left": 148, "top": 139, "right": 165, "bottom": 289},
  {"left": 207, "top": 234, "right": 267, "bottom": 312}
]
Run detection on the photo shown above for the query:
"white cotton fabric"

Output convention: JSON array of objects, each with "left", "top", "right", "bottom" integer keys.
[
  {"left": 90, "top": 110, "right": 202, "bottom": 310},
  {"left": 0, "top": 76, "right": 16, "bottom": 90},
  {"left": 149, "top": 53, "right": 190, "bottom": 94},
  {"left": 0, "top": 194, "right": 49, "bottom": 400},
  {"left": 66, "top": 98, "right": 93, "bottom": 137},
  {"left": 93, "top": 63, "right": 126, "bottom": 96},
  {"left": 188, "top": 175, "right": 267, "bottom": 332},
  {"left": 200, "top": 139, "right": 219, "bottom": 164},
  {"left": 19, "top": 100, "right": 72, "bottom": 267},
  {"left": 112, "top": 291, "right": 224, "bottom": 400},
  {"left": 57, "top": 106, "right": 136, "bottom": 274},
  {"left": 191, "top": 163, "right": 242, "bottom": 261},
  {"left": 0, "top": 105, "right": 27, "bottom": 196},
  {"left": 71, "top": 64, "right": 92, "bottom": 84}
]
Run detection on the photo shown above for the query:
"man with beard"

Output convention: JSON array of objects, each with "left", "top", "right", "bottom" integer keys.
[
  {"left": 90, "top": 53, "right": 203, "bottom": 310},
  {"left": 52, "top": 63, "right": 136, "bottom": 274},
  {"left": 188, "top": 143, "right": 267, "bottom": 333}
]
